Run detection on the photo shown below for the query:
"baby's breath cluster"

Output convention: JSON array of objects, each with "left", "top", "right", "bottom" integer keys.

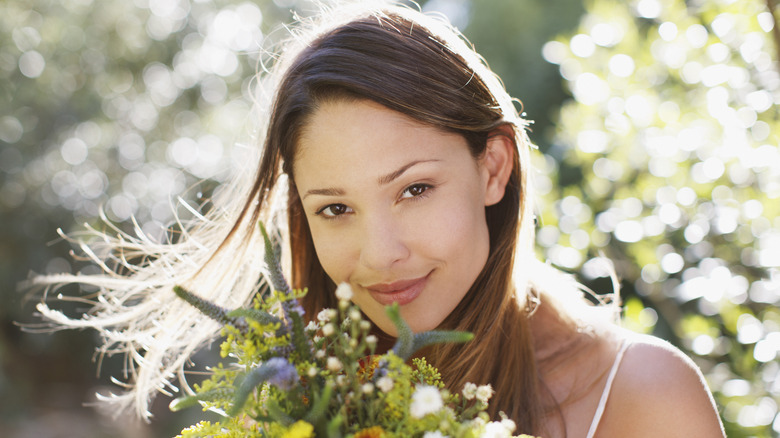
[{"left": 171, "top": 223, "right": 537, "bottom": 438}]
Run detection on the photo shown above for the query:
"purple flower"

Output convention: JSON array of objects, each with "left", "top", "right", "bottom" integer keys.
[{"left": 266, "top": 357, "right": 298, "bottom": 390}]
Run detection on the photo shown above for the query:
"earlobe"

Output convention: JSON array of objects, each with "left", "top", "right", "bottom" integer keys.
[{"left": 483, "top": 127, "right": 516, "bottom": 207}]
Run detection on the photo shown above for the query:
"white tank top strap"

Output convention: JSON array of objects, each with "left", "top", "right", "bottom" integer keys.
[{"left": 585, "top": 337, "right": 632, "bottom": 438}]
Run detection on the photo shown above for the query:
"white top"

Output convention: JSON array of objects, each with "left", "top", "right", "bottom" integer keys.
[{"left": 585, "top": 338, "right": 632, "bottom": 438}]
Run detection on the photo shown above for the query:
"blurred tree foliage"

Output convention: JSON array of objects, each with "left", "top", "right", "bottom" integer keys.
[{"left": 538, "top": 0, "right": 780, "bottom": 436}]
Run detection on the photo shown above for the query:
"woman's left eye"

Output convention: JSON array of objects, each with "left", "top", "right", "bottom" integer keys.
[{"left": 400, "top": 183, "right": 432, "bottom": 199}]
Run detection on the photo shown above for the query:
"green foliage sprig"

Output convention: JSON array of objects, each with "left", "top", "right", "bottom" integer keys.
[{"left": 170, "top": 224, "right": 535, "bottom": 438}]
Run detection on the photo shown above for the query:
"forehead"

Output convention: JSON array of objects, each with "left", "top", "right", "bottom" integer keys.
[
  {"left": 299, "top": 98, "right": 423, "bottom": 142},
  {"left": 291, "top": 99, "right": 473, "bottom": 185},
  {"left": 294, "top": 100, "right": 458, "bottom": 165}
]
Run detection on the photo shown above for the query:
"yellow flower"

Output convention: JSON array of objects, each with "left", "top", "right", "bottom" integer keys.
[
  {"left": 282, "top": 420, "right": 314, "bottom": 438},
  {"left": 357, "top": 355, "right": 380, "bottom": 382},
  {"left": 354, "top": 426, "right": 385, "bottom": 438}
]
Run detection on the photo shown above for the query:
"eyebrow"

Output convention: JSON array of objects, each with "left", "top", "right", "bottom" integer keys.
[
  {"left": 377, "top": 159, "right": 440, "bottom": 186},
  {"left": 302, "top": 159, "right": 440, "bottom": 200},
  {"left": 303, "top": 187, "right": 345, "bottom": 200}
]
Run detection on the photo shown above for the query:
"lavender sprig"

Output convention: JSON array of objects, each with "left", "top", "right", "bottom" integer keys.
[
  {"left": 173, "top": 285, "right": 248, "bottom": 334},
  {"left": 386, "top": 302, "right": 474, "bottom": 361}
]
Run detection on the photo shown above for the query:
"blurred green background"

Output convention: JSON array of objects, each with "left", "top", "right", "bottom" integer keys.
[{"left": 1, "top": 0, "right": 779, "bottom": 436}]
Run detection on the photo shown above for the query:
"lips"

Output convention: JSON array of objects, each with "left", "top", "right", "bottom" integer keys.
[{"left": 363, "top": 273, "right": 430, "bottom": 306}]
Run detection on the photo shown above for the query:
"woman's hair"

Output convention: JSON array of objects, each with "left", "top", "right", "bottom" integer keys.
[{"left": 27, "top": 1, "right": 612, "bottom": 431}]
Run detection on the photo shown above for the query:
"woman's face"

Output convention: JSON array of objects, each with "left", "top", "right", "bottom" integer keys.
[{"left": 293, "top": 99, "right": 494, "bottom": 335}]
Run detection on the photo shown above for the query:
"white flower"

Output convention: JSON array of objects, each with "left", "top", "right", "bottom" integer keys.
[
  {"left": 366, "top": 335, "right": 378, "bottom": 347},
  {"left": 410, "top": 385, "right": 444, "bottom": 419},
  {"left": 423, "top": 432, "right": 448, "bottom": 438},
  {"left": 305, "top": 321, "right": 319, "bottom": 332},
  {"left": 307, "top": 366, "right": 318, "bottom": 378},
  {"left": 480, "top": 421, "right": 512, "bottom": 438},
  {"left": 317, "top": 309, "right": 331, "bottom": 322},
  {"left": 335, "top": 282, "right": 353, "bottom": 301},
  {"left": 475, "top": 384, "right": 494, "bottom": 403},
  {"left": 315, "top": 350, "right": 325, "bottom": 359},
  {"left": 360, "top": 320, "right": 372, "bottom": 330},
  {"left": 348, "top": 308, "right": 362, "bottom": 321},
  {"left": 322, "top": 323, "right": 336, "bottom": 337},
  {"left": 361, "top": 383, "right": 374, "bottom": 394},
  {"left": 327, "top": 357, "right": 342, "bottom": 372},
  {"left": 500, "top": 418, "right": 516, "bottom": 433},
  {"left": 462, "top": 382, "right": 478, "bottom": 400},
  {"left": 376, "top": 376, "right": 394, "bottom": 393}
]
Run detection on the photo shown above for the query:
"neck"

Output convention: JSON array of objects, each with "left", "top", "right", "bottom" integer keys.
[{"left": 530, "top": 296, "right": 581, "bottom": 363}]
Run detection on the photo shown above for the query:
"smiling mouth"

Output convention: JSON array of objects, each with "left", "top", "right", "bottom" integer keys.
[{"left": 364, "top": 274, "right": 430, "bottom": 306}]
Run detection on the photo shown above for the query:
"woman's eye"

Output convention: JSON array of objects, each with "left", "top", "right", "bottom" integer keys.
[
  {"left": 316, "top": 203, "right": 351, "bottom": 218},
  {"left": 400, "top": 183, "right": 431, "bottom": 199}
]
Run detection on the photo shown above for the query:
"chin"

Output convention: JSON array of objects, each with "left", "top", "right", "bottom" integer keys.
[
  {"left": 405, "top": 317, "right": 444, "bottom": 334},
  {"left": 373, "top": 317, "right": 438, "bottom": 337}
]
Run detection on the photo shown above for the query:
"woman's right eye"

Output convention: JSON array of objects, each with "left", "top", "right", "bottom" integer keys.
[{"left": 316, "top": 203, "right": 352, "bottom": 218}]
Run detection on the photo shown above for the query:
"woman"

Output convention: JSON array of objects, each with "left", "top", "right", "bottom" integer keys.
[{"left": 34, "top": 2, "right": 724, "bottom": 436}]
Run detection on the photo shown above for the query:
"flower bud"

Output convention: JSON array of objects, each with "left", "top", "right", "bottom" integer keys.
[
  {"left": 462, "top": 382, "right": 477, "bottom": 400},
  {"left": 476, "top": 384, "right": 494, "bottom": 403},
  {"left": 322, "top": 323, "right": 335, "bottom": 337},
  {"left": 335, "top": 283, "right": 353, "bottom": 301},
  {"left": 376, "top": 376, "right": 394, "bottom": 393},
  {"left": 348, "top": 309, "right": 362, "bottom": 321},
  {"left": 327, "top": 357, "right": 342, "bottom": 372}
]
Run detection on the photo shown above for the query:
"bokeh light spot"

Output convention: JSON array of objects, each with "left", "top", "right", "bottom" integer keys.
[
  {"left": 573, "top": 73, "right": 609, "bottom": 105},
  {"left": 758, "top": 12, "right": 775, "bottom": 33},
  {"left": 542, "top": 41, "right": 568, "bottom": 64},
  {"left": 0, "top": 116, "right": 24, "bottom": 143},
  {"left": 661, "top": 252, "right": 684, "bottom": 274},
  {"left": 19, "top": 50, "right": 45, "bottom": 78},
  {"left": 686, "top": 24, "right": 709, "bottom": 48},
  {"left": 614, "top": 220, "right": 643, "bottom": 243},
  {"left": 608, "top": 54, "right": 635, "bottom": 77},
  {"left": 570, "top": 34, "right": 596, "bottom": 58},
  {"left": 61, "top": 138, "right": 89, "bottom": 166},
  {"left": 636, "top": 0, "right": 661, "bottom": 19},
  {"left": 658, "top": 22, "right": 677, "bottom": 41}
]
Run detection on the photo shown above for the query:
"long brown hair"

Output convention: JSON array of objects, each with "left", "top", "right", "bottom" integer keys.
[{"left": 224, "top": 5, "right": 543, "bottom": 433}]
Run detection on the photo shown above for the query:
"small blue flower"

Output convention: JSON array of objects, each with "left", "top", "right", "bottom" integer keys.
[{"left": 266, "top": 357, "right": 298, "bottom": 390}]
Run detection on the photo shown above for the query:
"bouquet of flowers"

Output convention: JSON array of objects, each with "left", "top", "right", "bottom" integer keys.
[{"left": 170, "top": 225, "right": 534, "bottom": 438}]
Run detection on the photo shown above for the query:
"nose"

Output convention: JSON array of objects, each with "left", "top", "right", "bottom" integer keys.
[{"left": 358, "top": 212, "right": 410, "bottom": 271}]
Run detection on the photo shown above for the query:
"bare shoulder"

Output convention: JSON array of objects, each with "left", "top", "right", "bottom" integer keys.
[{"left": 598, "top": 332, "right": 725, "bottom": 437}]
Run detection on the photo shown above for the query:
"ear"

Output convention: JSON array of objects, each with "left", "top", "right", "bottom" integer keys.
[{"left": 482, "top": 126, "right": 516, "bottom": 207}]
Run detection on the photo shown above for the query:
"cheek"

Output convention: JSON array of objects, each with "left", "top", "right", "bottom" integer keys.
[
  {"left": 408, "top": 191, "right": 489, "bottom": 256},
  {"left": 309, "top": 224, "right": 354, "bottom": 283}
]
